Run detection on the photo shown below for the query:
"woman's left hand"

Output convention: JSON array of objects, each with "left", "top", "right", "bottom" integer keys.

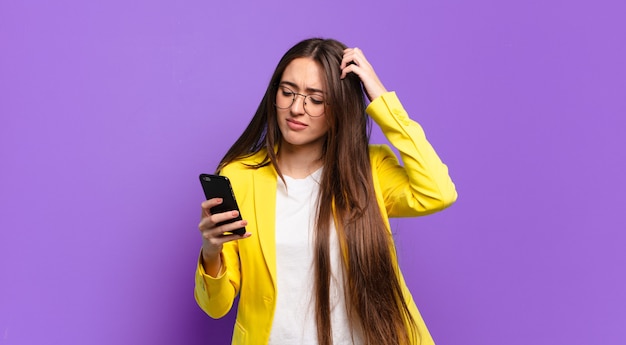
[{"left": 340, "top": 47, "right": 387, "bottom": 102}]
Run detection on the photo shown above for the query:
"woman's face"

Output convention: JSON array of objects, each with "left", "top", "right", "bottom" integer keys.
[{"left": 276, "top": 57, "right": 329, "bottom": 153}]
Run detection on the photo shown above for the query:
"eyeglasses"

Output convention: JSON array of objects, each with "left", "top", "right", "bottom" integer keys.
[{"left": 275, "top": 85, "right": 326, "bottom": 117}]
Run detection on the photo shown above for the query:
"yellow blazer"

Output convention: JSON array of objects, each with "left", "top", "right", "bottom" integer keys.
[{"left": 195, "top": 92, "right": 457, "bottom": 344}]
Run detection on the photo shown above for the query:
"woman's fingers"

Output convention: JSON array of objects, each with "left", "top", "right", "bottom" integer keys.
[
  {"left": 340, "top": 47, "right": 387, "bottom": 101},
  {"left": 340, "top": 47, "right": 367, "bottom": 69},
  {"left": 199, "top": 209, "right": 247, "bottom": 233},
  {"left": 200, "top": 198, "right": 222, "bottom": 217},
  {"left": 198, "top": 201, "right": 250, "bottom": 258},
  {"left": 201, "top": 209, "right": 239, "bottom": 227},
  {"left": 199, "top": 220, "right": 250, "bottom": 260}
]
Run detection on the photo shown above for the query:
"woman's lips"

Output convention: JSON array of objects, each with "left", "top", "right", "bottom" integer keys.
[{"left": 287, "top": 119, "right": 308, "bottom": 130}]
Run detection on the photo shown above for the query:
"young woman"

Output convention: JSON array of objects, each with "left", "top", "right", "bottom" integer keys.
[{"left": 195, "top": 38, "right": 457, "bottom": 345}]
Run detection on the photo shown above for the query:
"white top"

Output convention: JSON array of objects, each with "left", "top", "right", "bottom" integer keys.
[{"left": 268, "top": 169, "right": 362, "bottom": 345}]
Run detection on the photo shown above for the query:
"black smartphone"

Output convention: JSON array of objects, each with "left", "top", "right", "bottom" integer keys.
[{"left": 199, "top": 174, "right": 246, "bottom": 236}]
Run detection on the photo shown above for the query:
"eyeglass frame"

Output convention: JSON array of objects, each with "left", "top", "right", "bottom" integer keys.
[{"left": 273, "top": 84, "right": 328, "bottom": 117}]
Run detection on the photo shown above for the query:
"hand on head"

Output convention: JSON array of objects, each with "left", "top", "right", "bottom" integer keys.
[{"left": 340, "top": 47, "right": 388, "bottom": 102}]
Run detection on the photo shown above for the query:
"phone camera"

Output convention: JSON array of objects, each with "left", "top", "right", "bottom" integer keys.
[{"left": 202, "top": 176, "right": 211, "bottom": 182}]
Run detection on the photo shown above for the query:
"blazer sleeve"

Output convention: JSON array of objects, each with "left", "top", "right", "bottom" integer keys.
[
  {"left": 367, "top": 92, "right": 457, "bottom": 217},
  {"left": 194, "top": 241, "right": 241, "bottom": 318}
]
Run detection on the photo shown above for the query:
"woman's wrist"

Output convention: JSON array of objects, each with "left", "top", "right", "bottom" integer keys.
[{"left": 201, "top": 250, "right": 223, "bottom": 277}]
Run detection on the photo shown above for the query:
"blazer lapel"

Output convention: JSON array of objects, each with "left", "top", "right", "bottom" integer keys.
[{"left": 253, "top": 165, "right": 278, "bottom": 290}]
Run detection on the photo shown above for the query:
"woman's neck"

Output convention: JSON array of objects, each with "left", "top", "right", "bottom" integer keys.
[{"left": 277, "top": 143, "right": 324, "bottom": 179}]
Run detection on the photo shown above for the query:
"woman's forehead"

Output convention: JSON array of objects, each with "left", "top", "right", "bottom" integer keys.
[{"left": 280, "top": 58, "right": 325, "bottom": 92}]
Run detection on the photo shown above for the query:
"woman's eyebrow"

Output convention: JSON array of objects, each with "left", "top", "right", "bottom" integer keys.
[{"left": 279, "top": 81, "right": 325, "bottom": 94}]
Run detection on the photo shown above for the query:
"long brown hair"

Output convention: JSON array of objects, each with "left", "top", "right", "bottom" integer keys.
[{"left": 218, "top": 38, "right": 419, "bottom": 345}]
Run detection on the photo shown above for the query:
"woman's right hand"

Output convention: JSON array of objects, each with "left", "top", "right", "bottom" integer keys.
[{"left": 198, "top": 198, "right": 250, "bottom": 277}]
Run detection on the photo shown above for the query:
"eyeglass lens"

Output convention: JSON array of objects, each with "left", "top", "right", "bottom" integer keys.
[{"left": 275, "top": 86, "right": 325, "bottom": 117}]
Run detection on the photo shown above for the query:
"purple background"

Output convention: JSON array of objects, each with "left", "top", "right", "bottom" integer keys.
[{"left": 1, "top": 1, "right": 625, "bottom": 344}]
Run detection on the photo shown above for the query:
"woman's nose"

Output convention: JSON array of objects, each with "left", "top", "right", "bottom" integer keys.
[{"left": 290, "top": 94, "right": 306, "bottom": 115}]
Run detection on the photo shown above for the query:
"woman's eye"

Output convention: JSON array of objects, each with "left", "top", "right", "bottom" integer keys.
[
  {"left": 309, "top": 97, "right": 324, "bottom": 105},
  {"left": 281, "top": 88, "right": 294, "bottom": 96}
]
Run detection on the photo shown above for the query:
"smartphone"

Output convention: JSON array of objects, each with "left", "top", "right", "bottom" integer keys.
[{"left": 199, "top": 174, "right": 246, "bottom": 236}]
